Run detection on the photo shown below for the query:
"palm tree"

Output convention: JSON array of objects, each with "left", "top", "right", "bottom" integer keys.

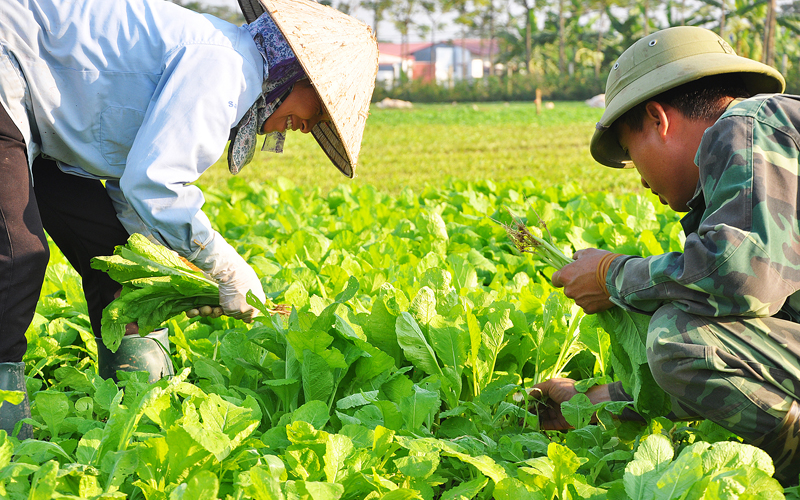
[
  {"left": 361, "top": 0, "right": 393, "bottom": 39},
  {"left": 514, "top": 0, "right": 538, "bottom": 72}
]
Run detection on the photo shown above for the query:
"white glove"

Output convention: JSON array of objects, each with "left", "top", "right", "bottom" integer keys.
[{"left": 191, "top": 232, "right": 266, "bottom": 322}]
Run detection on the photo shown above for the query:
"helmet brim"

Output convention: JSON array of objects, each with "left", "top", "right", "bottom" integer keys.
[{"left": 590, "top": 52, "right": 785, "bottom": 168}]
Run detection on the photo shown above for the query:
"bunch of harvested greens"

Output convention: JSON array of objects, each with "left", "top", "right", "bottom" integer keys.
[{"left": 91, "top": 233, "right": 287, "bottom": 352}]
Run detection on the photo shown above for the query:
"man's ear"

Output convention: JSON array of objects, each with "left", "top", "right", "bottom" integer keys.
[{"left": 644, "top": 101, "right": 670, "bottom": 141}]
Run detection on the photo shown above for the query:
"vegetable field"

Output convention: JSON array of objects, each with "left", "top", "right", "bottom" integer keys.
[
  {"left": 9, "top": 175, "right": 796, "bottom": 499},
  {"left": 198, "top": 102, "right": 640, "bottom": 196}
]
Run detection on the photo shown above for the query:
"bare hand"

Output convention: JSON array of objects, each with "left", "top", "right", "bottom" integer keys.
[
  {"left": 528, "top": 378, "right": 581, "bottom": 430},
  {"left": 528, "top": 378, "right": 612, "bottom": 430},
  {"left": 551, "top": 248, "right": 615, "bottom": 314}
]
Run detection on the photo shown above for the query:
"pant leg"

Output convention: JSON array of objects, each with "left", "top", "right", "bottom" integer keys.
[
  {"left": 647, "top": 304, "right": 800, "bottom": 442},
  {"left": 0, "top": 105, "right": 48, "bottom": 362},
  {"left": 31, "top": 160, "right": 130, "bottom": 337}
]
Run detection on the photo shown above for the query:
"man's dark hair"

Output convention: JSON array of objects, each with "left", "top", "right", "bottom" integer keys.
[{"left": 616, "top": 74, "right": 751, "bottom": 133}]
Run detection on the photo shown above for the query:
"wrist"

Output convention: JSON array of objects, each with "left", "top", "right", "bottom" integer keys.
[
  {"left": 191, "top": 232, "right": 242, "bottom": 277},
  {"left": 595, "top": 252, "right": 623, "bottom": 296}
]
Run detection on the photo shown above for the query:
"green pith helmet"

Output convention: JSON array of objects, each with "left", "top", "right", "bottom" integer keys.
[{"left": 591, "top": 26, "right": 786, "bottom": 168}]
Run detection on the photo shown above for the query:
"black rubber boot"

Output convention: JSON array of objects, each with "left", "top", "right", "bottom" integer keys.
[
  {"left": 96, "top": 328, "right": 175, "bottom": 383},
  {"left": 0, "top": 362, "right": 32, "bottom": 440},
  {"left": 752, "top": 400, "right": 800, "bottom": 487}
]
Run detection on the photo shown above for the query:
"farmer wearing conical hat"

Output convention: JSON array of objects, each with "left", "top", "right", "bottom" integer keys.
[
  {"left": 530, "top": 26, "right": 800, "bottom": 485},
  {"left": 0, "top": 0, "right": 376, "bottom": 437}
]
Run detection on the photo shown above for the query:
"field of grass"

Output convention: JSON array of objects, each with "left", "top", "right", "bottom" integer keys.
[{"left": 197, "top": 101, "right": 645, "bottom": 196}]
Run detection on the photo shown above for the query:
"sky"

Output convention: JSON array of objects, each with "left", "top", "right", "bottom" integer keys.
[{"left": 201, "top": 0, "right": 473, "bottom": 43}]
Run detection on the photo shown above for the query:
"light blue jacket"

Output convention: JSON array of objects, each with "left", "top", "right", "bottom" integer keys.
[{"left": 0, "top": 0, "right": 263, "bottom": 266}]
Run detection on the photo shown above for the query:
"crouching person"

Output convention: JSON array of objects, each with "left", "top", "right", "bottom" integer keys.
[{"left": 532, "top": 26, "right": 800, "bottom": 485}]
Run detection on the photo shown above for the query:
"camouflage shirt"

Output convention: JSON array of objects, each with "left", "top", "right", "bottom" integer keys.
[{"left": 607, "top": 94, "right": 800, "bottom": 321}]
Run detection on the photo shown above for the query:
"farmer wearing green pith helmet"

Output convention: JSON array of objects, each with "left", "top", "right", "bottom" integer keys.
[
  {"left": 0, "top": 0, "right": 376, "bottom": 437},
  {"left": 530, "top": 26, "right": 800, "bottom": 485}
]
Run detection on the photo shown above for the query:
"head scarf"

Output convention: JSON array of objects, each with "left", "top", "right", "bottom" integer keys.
[{"left": 228, "top": 12, "right": 307, "bottom": 174}]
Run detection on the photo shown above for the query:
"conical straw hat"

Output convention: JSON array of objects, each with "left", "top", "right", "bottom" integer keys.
[{"left": 237, "top": 0, "right": 378, "bottom": 178}]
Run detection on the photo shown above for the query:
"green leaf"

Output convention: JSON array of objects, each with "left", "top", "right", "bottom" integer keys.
[
  {"left": 561, "top": 393, "right": 595, "bottom": 430},
  {"left": 34, "top": 391, "right": 69, "bottom": 439},
  {"left": 399, "top": 385, "right": 440, "bottom": 432},
  {"left": 653, "top": 449, "right": 703, "bottom": 500},
  {"left": 13, "top": 439, "right": 72, "bottom": 462},
  {"left": 441, "top": 476, "right": 489, "bottom": 500},
  {"left": 701, "top": 441, "right": 774, "bottom": 476},
  {"left": 492, "top": 477, "right": 544, "bottom": 500},
  {"left": 372, "top": 425, "right": 396, "bottom": 457},
  {"left": 240, "top": 464, "right": 286, "bottom": 500},
  {"left": 578, "top": 314, "right": 611, "bottom": 376},
  {"left": 92, "top": 234, "right": 220, "bottom": 351},
  {"left": 396, "top": 312, "right": 443, "bottom": 378},
  {"left": 335, "top": 276, "right": 360, "bottom": 303},
  {"left": 180, "top": 393, "right": 261, "bottom": 462},
  {"left": 286, "top": 326, "right": 334, "bottom": 354},
  {"left": 0, "top": 431, "right": 13, "bottom": 468},
  {"left": 598, "top": 307, "right": 671, "bottom": 419},
  {"left": 409, "top": 287, "right": 438, "bottom": 326},
  {"left": 379, "top": 489, "right": 424, "bottom": 500},
  {"left": 293, "top": 400, "right": 331, "bottom": 430},
  {"left": 0, "top": 389, "right": 24, "bottom": 409},
  {"left": 448, "top": 255, "right": 479, "bottom": 291},
  {"left": 302, "top": 350, "right": 335, "bottom": 403},
  {"left": 324, "top": 434, "right": 354, "bottom": 483},
  {"left": 704, "top": 466, "right": 784, "bottom": 497},
  {"left": 373, "top": 400, "right": 404, "bottom": 431},
  {"left": 286, "top": 446, "right": 322, "bottom": 481},
  {"left": 624, "top": 434, "right": 674, "bottom": 500},
  {"left": 298, "top": 480, "right": 345, "bottom": 500},
  {"left": 101, "top": 449, "right": 138, "bottom": 492},
  {"left": 29, "top": 460, "right": 59, "bottom": 500},
  {"left": 395, "top": 451, "right": 440, "bottom": 479},
  {"left": 444, "top": 449, "right": 508, "bottom": 484},
  {"left": 170, "top": 470, "right": 220, "bottom": 500},
  {"left": 428, "top": 317, "right": 468, "bottom": 369},
  {"left": 76, "top": 427, "right": 104, "bottom": 466}
]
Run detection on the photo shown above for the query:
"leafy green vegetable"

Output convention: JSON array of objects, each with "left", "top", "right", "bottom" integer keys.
[
  {"left": 90, "top": 234, "right": 222, "bottom": 352},
  {"left": 12, "top": 178, "right": 787, "bottom": 498}
]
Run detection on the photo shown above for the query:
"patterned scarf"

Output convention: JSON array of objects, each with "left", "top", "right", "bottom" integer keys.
[{"left": 228, "top": 12, "right": 306, "bottom": 174}]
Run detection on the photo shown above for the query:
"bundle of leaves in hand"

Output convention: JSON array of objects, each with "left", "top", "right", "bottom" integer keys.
[
  {"left": 497, "top": 208, "right": 572, "bottom": 270},
  {"left": 90, "top": 233, "right": 286, "bottom": 353},
  {"left": 497, "top": 208, "right": 671, "bottom": 420}
]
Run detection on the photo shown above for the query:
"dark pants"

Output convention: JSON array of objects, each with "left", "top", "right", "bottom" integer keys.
[{"left": 0, "top": 104, "right": 129, "bottom": 362}]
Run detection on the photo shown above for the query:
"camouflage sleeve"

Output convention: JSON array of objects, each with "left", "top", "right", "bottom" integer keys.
[{"left": 606, "top": 96, "right": 800, "bottom": 317}]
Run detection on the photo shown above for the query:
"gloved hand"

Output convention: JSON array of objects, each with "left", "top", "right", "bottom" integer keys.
[
  {"left": 191, "top": 232, "right": 266, "bottom": 322},
  {"left": 211, "top": 254, "right": 266, "bottom": 322}
]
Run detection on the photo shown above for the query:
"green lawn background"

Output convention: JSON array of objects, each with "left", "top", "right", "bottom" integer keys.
[{"left": 197, "top": 101, "right": 645, "bottom": 196}]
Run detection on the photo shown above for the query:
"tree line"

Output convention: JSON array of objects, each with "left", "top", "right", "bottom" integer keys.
[{"left": 174, "top": 0, "right": 800, "bottom": 101}]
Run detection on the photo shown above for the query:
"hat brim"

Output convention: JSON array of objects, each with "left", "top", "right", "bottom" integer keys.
[
  {"left": 239, "top": 0, "right": 376, "bottom": 179},
  {"left": 312, "top": 121, "right": 353, "bottom": 177},
  {"left": 237, "top": 0, "right": 263, "bottom": 24},
  {"left": 590, "top": 53, "right": 785, "bottom": 168}
]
